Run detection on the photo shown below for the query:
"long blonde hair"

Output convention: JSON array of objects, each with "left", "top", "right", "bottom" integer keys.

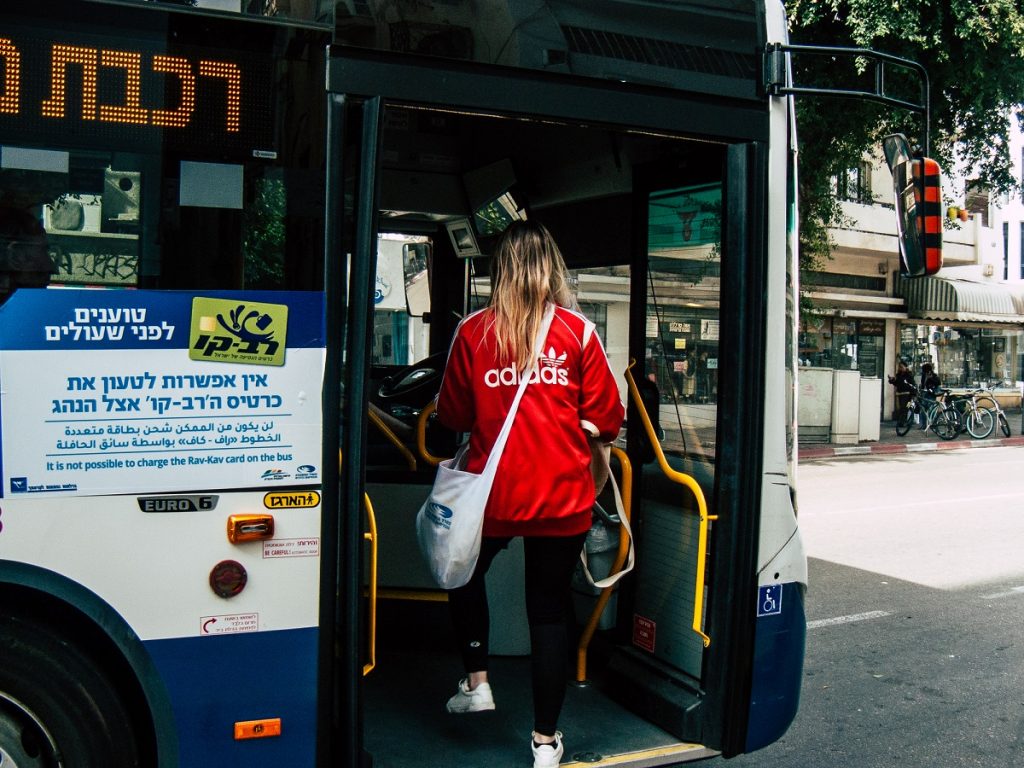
[{"left": 488, "top": 220, "right": 576, "bottom": 369}]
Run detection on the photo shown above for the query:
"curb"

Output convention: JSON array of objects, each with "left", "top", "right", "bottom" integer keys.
[{"left": 798, "top": 435, "right": 1024, "bottom": 461}]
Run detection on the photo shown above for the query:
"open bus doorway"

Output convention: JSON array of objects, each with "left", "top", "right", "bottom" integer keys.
[{"left": 344, "top": 100, "right": 730, "bottom": 766}]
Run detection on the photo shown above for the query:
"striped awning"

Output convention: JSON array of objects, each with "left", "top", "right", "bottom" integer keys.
[{"left": 896, "top": 276, "right": 1024, "bottom": 324}]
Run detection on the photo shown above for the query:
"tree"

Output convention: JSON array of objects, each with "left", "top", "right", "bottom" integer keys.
[{"left": 786, "top": 0, "right": 1024, "bottom": 271}]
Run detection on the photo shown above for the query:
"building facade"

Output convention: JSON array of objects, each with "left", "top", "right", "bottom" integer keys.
[{"left": 802, "top": 138, "right": 1024, "bottom": 441}]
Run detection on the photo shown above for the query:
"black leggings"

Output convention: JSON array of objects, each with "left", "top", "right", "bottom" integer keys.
[{"left": 448, "top": 532, "right": 587, "bottom": 736}]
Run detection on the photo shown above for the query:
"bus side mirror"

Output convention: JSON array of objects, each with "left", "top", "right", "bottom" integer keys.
[
  {"left": 883, "top": 133, "right": 942, "bottom": 277},
  {"left": 402, "top": 241, "right": 432, "bottom": 318}
]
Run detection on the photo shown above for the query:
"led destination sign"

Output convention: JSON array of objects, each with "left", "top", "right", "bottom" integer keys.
[{"left": 0, "top": 30, "right": 274, "bottom": 156}]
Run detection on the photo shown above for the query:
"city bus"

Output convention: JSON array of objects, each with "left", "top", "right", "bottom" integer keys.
[{"left": 0, "top": 1, "right": 924, "bottom": 766}]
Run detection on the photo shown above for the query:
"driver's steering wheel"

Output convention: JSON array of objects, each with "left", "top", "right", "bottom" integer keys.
[{"left": 377, "top": 351, "right": 447, "bottom": 405}]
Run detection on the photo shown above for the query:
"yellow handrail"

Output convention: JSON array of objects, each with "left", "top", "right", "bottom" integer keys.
[
  {"left": 576, "top": 445, "right": 632, "bottom": 683},
  {"left": 362, "top": 492, "right": 378, "bottom": 676},
  {"left": 625, "top": 360, "right": 715, "bottom": 648},
  {"left": 416, "top": 400, "right": 445, "bottom": 467},
  {"left": 368, "top": 407, "right": 417, "bottom": 471}
]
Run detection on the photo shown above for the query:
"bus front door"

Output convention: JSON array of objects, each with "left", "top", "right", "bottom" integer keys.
[{"left": 327, "top": 47, "right": 775, "bottom": 765}]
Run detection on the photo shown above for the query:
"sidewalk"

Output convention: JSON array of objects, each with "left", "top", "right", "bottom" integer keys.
[{"left": 798, "top": 410, "right": 1024, "bottom": 461}]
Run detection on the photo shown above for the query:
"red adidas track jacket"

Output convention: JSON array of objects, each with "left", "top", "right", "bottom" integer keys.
[{"left": 435, "top": 304, "right": 624, "bottom": 537}]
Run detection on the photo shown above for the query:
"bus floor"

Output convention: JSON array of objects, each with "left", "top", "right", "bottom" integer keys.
[{"left": 362, "top": 600, "right": 711, "bottom": 767}]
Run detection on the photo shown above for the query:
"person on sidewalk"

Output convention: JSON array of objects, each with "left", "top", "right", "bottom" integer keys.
[
  {"left": 920, "top": 362, "right": 941, "bottom": 394},
  {"left": 888, "top": 359, "right": 915, "bottom": 419},
  {"left": 435, "top": 220, "right": 624, "bottom": 768}
]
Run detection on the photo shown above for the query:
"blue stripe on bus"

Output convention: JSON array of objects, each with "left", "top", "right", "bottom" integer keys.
[
  {"left": 0, "top": 289, "right": 325, "bottom": 350},
  {"left": 144, "top": 627, "right": 318, "bottom": 767},
  {"left": 745, "top": 581, "right": 806, "bottom": 753}
]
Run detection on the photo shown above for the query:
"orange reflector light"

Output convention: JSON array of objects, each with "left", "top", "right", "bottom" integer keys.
[
  {"left": 234, "top": 718, "right": 281, "bottom": 740},
  {"left": 227, "top": 513, "right": 275, "bottom": 543}
]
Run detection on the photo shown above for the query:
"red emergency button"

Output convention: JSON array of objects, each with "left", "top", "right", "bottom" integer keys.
[{"left": 209, "top": 559, "right": 247, "bottom": 598}]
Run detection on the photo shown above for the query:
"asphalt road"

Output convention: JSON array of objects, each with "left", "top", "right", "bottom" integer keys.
[{"left": 708, "top": 446, "right": 1024, "bottom": 768}]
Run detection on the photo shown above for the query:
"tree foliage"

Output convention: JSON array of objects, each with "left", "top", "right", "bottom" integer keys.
[{"left": 786, "top": 0, "right": 1024, "bottom": 269}]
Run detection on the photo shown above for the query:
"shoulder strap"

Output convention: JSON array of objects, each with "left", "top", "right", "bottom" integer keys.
[
  {"left": 580, "top": 448, "right": 635, "bottom": 588},
  {"left": 480, "top": 304, "right": 555, "bottom": 477}
]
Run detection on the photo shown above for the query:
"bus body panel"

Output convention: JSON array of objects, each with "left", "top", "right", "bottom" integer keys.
[
  {"left": 0, "top": 288, "right": 323, "bottom": 765},
  {"left": 744, "top": 0, "right": 807, "bottom": 751},
  {"left": 0, "top": 559, "right": 319, "bottom": 767},
  {"left": 145, "top": 628, "right": 319, "bottom": 767},
  {"left": 0, "top": 493, "right": 321, "bottom": 639},
  {"left": 745, "top": 581, "right": 807, "bottom": 752}
]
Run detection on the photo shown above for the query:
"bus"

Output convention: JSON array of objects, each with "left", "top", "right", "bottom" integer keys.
[{"left": 0, "top": 1, "right": 931, "bottom": 766}]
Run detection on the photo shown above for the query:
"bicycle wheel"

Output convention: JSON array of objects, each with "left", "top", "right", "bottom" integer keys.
[
  {"left": 932, "top": 410, "right": 959, "bottom": 440},
  {"left": 946, "top": 403, "right": 965, "bottom": 434},
  {"left": 895, "top": 405, "right": 915, "bottom": 436},
  {"left": 965, "top": 406, "right": 995, "bottom": 439},
  {"left": 998, "top": 412, "right": 1011, "bottom": 437},
  {"left": 948, "top": 401, "right": 965, "bottom": 433}
]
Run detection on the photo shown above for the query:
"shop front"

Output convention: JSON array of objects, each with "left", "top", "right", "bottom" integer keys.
[
  {"left": 897, "top": 275, "right": 1024, "bottom": 411},
  {"left": 798, "top": 316, "right": 886, "bottom": 377},
  {"left": 647, "top": 312, "right": 720, "bottom": 405}
]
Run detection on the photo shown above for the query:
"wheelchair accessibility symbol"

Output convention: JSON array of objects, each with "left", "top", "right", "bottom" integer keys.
[{"left": 757, "top": 584, "right": 783, "bottom": 617}]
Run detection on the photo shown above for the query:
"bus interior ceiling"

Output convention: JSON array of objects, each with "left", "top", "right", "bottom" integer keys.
[{"left": 376, "top": 105, "right": 724, "bottom": 270}]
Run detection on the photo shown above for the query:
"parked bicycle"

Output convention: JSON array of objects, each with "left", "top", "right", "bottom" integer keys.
[
  {"left": 944, "top": 389, "right": 996, "bottom": 439},
  {"left": 895, "top": 384, "right": 959, "bottom": 440},
  {"left": 974, "top": 387, "right": 1012, "bottom": 437}
]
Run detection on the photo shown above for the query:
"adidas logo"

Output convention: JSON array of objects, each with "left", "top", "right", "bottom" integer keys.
[
  {"left": 484, "top": 358, "right": 570, "bottom": 388},
  {"left": 540, "top": 347, "right": 568, "bottom": 368}
]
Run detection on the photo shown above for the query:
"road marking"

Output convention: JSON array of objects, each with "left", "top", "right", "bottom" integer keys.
[
  {"left": 806, "top": 610, "right": 890, "bottom": 630},
  {"left": 980, "top": 585, "right": 1024, "bottom": 600},
  {"left": 808, "top": 491, "right": 1024, "bottom": 516}
]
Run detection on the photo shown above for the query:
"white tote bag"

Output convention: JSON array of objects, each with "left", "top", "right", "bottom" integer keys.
[{"left": 416, "top": 306, "right": 554, "bottom": 589}]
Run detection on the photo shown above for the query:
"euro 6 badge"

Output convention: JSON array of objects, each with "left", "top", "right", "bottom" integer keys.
[{"left": 190, "top": 298, "right": 288, "bottom": 366}]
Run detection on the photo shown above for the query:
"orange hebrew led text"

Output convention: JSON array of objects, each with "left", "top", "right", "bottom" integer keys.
[
  {"left": 99, "top": 49, "right": 149, "bottom": 124},
  {"left": 151, "top": 55, "right": 196, "bottom": 128},
  {"left": 33, "top": 42, "right": 244, "bottom": 132},
  {"left": 42, "top": 44, "right": 98, "bottom": 120},
  {"left": 199, "top": 60, "right": 241, "bottom": 132},
  {"left": 0, "top": 39, "right": 21, "bottom": 115}
]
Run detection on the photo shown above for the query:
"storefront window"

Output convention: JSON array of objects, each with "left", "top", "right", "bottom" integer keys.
[
  {"left": 857, "top": 319, "right": 884, "bottom": 377},
  {"left": 798, "top": 316, "right": 885, "bottom": 375},
  {"left": 899, "top": 323, "right": 1024, "bottom": 391},
  {"left": 830, "top": 319, "right": 857, "bottom": 370},
  {"left": 647, "top": 313, "right": 719, "bottom": 405}
]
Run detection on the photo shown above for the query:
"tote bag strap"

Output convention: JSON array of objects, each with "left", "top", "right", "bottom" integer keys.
[
  {"left": 580, "top": 448, "right": 635, "bottom": 589},
  {"left": 479, "top": 303, "right": 556, "bottom": 481}
]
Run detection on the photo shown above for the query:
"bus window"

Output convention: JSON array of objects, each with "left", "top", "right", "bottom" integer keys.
[
  {"left": 645, "top": 183, "right": 722, "bottom": 461},
  {"left": 0, "top": 199, "right": 56, "bottom": 303}
]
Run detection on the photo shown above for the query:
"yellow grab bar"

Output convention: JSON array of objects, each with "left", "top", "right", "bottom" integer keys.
[
  {"left": 362, "top": 492, "right": 378, "bottom": 676},
  {"left": 338, "top": 450, "right": 380, "bottom": 675},
  {"left": 368, "top": 407, "right": 417, "bottom": 471},
  {"left": 625, "top": 360, "right": 715, "bottom": 648},
  {"left": 416, "top": 400, "right": 445, "bottom": 467},
  {"left": 576, "top": 445, "right": 632, "bottom": 683}
]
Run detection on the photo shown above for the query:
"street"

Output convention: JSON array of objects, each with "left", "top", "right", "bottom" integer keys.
[{"left": 710, "top": 446, "right": 1024, "bottom": 767}]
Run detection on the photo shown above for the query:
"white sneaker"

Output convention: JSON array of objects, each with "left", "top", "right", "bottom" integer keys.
[
  {"left": 531, "top": 731, "right": 564, "bottom": 768},
  {"left": 445, "top": 678, "right": 495, "bottom": 713}
]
